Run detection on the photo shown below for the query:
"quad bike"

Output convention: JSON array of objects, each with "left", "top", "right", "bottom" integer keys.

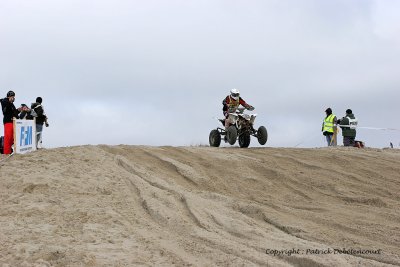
[{"left": 209, "top": 107, "right": 268, "bottom": 148}]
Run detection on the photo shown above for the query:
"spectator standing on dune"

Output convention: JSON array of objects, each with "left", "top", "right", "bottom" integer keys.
[
  {"left": 1, "top": 91, "right": 22, "bottom": 154},
  {"left": 29, "top": 97, "right": 49, "bottom": 149},
  {"left": 322, "top": 108, "right": 337, "bottom": 146},
  {"left": 338, "top": 109, "right": 358, "bottom": 147}
]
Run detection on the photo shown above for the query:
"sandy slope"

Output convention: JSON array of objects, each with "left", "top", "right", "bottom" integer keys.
[{"left": 0, "top": 146, "right": 399, "bottom": 266}]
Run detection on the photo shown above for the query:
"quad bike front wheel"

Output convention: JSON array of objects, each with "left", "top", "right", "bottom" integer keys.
[
  {"left": 239, "top": 132, "right": 251, "bottom": 148},
  {"left": 226, "top": 126, "right": 237, "bottom": 145},
  {"left": 257, "top": 126, "right": 268, "bottom": 145},
  {"left": 209, "top": 129, "right": 221, "bottom": 147}
]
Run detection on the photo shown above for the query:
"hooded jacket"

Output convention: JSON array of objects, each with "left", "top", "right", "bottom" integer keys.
[
  {"left": 1, "top": 98, "right": 19, "bottom": 124},
  {"left": 30, "top": 102, "right": 47, "bottom": 125},
  {"left": 340, "top": 113, "right": 357, "bottom": 138}
]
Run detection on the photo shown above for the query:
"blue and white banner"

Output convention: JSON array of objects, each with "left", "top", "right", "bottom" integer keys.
[{"left": 14, "top": 119, "right": 37, "bottom": 154}]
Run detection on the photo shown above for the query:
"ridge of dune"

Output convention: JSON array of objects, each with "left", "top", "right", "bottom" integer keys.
[{"left": 1, "top": 145, "right": 399, "bottom": 266}]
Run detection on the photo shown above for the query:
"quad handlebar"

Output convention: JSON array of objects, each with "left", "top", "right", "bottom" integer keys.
[{"left": 229, "top": 106, "right": 254, "bottom": 114}]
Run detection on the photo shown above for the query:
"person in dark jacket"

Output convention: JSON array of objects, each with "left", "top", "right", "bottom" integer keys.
[
  {"left": 30, "top": 97, "right": 49, "bottom": 149},
  {"left": 339, "top": 109, "right": 358, "bottom": 146},
  {"left": 1, "top": 91, "right": 22, "bottom": 154}
]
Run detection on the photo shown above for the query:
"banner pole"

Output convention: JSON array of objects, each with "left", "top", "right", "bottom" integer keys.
[
  {"left": 34, "top": 117, "right": 37, "bottom": 149},
  {"left": 13, "top": 118, "right": 16, "bottom": 154}
]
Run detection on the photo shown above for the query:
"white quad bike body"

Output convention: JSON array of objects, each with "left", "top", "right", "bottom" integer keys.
[{"left": 209, "top": 107, "right": 268, "bottom": 148}]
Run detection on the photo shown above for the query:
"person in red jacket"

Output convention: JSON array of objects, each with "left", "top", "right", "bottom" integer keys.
[
  {"left": 222, "top": 88, "right": 254, "bottom": 129},
  {"left": 1, "top": 91, "right": 22, "bottom": 154}
]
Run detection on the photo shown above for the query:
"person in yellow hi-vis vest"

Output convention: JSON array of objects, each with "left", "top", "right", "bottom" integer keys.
[{"left": 322, "top": 108, "right": 337, "bottom": 146}]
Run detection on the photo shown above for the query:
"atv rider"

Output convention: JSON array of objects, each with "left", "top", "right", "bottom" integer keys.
[{"left": 222, "top": 88, "right": 254, "bottom": 129}]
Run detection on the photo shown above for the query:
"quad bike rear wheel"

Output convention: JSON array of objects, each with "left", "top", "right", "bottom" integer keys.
[
  {"left": 257, "top": 126, "right": 268, "bottom": 145},
  {"left": 209, "top": 129, "right": 221, "bottom": 147}
]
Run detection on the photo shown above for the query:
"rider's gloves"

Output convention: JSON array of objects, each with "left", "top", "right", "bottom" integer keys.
[{"left": 247, "top": 105, "right": 255, "bottom": 111}]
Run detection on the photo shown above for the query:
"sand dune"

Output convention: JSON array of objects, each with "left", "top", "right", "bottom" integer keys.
[{"left": 0, "top": 146, "right": 399, "bottom": 266}]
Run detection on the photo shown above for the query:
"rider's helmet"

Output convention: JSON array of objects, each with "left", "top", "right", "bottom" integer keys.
[{"left": 230, "top": 88, "right": 240, "bottom": 100}]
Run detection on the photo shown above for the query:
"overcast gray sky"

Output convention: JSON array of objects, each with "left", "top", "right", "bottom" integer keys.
[{"left": 1, "top": 0, "right": 400, "bottom": 148}]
